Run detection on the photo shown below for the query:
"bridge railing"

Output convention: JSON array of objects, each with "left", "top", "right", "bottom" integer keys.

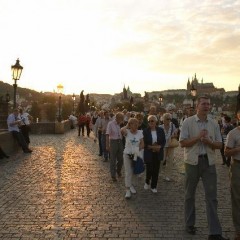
[{"left": 1, "top": 120, "right": 73, "bottom": 155}]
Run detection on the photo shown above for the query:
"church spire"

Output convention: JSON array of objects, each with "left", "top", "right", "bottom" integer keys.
[{"left": 194, "top": 73, "right": 197, "bottom": 81}]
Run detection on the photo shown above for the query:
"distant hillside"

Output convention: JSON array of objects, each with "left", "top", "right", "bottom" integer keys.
[{"left": 0, "top": 80, "right": 42, "bottom": 101}]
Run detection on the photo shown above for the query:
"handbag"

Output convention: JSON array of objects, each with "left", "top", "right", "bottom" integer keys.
[
  {"left": 168, "top": 123, "right": 179, "bottom": 148},
  {"left": 168, "top": 138, "right": 179, "bottom": 148},
  {"left": 133, "top": 157, "right": 145, "bottom": 174}
]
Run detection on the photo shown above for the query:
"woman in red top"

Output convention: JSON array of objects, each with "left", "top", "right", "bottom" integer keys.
[
  {"left": 78, "top": 113, "right": 87, "bottom": 137},
  {"left": 85, "top": 113, "right": 92, "bottom": 137}
]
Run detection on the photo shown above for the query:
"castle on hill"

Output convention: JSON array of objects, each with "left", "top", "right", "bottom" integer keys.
[{"left": 187, "top": 73, "right": 225, "bottom": 95}]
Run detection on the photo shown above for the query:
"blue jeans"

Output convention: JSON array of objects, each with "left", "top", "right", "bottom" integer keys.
[{"left": 184, "top": 156, "right": 222, "bottom": 235}]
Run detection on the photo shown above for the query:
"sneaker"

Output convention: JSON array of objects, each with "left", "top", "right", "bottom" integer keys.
[
  {"left": 151, "top": 188, "right": 157, "bottom": 193},
  {"left": 208, "top": 235, "right": 229, "bottom": 240},
  {"left": 130, "top": 185, "right": 136, "bottom": 194},
  {"left": 144, "top": 183, "right": 150, "bottom": 190},
  {"left": 125, "top": 190, "right": 131, "bottom": 199}
]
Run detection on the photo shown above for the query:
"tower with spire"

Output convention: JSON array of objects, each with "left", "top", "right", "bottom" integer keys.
[{"left": 123, "top": 84, "right": 128, "bottom": 99}]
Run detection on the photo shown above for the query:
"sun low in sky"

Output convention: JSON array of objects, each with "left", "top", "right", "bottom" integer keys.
[{"left": 0, "top": 0, "right": 239, "bottom": 96}]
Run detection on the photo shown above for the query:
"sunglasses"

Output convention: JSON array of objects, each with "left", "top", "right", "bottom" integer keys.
[{"left": 148, "top": 120, "right": 155, "bottom": 123}]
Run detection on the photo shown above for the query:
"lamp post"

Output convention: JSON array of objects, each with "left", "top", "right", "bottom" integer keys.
[
  {"left": 11, "top": 58, "right": 23, "bottom": 108},
  {"left": 57, "top": 84, "right": 64, "bottom": 122},
  {"left": 159, "top": 94, "right": 163, "bottom": 106},
  {"left": 190, "top": 83, "right": 197, "bottom": 109},
  {"left": 72, "top": 93, "right": 76, "bottom": 114}
]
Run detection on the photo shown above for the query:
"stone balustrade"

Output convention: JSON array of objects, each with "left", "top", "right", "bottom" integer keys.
[
  {"left": 0, "top": 120, "right": 72, "bottom": 155},
  {"left": 0, "top": 130, "right": 20, "bottom": 155},
  {"left": 30, "top": 120, "right": 72, "bottom": 134}
]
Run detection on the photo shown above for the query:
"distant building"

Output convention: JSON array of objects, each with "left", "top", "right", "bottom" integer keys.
[
  {"left": 187, "top": 73, "right": 225, "bottom": 96},
  {"left": 122, "top": 84, "right": 136, "bottom": 100},
  {"left": 148, "top": 90, "right": 186, "bottom": 99}
]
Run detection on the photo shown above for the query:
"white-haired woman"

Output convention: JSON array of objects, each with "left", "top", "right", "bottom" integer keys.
[
  {"left": 121, "top": 118, "right": 144, "bottom": 199},
  {"left": 159, "top": 113, "right": 179, "bottom": 181}
]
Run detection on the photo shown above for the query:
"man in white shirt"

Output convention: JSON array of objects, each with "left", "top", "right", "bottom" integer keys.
[{"left": 179, "top": 96, "right": 228, "bottom": 240}]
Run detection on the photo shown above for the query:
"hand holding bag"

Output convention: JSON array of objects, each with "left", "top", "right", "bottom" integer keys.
[
  {"left": 168, "top": 138, "right": 179, "bottom": 148},
  {"left": 133, "top": 157, "right": 145, "bottom": 174},
  {"left": 168, "top": 123, "right": 179, "bottom": 148}
]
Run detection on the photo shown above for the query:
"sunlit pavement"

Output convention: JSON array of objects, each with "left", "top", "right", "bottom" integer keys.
[{"left": 0, "top": 130, "right": 235, "bottom": 239}]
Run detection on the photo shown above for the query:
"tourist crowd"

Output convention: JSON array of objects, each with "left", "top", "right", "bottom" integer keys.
[
  {"left": 71, "top": 96, "right": 239, "bottom": 240},
  {"left": 2, "top": 96, "right": 240, "bottom": 240},
  {"left": 74, "top": 96, "right": 240, "bottom": 240}
]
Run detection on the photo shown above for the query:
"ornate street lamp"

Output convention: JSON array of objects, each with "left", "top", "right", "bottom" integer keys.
[
  {"left": 57, "top": 84, "right": 64, "bottom": 122},
  {"left": 72, "top": 93, "right": 76, "bottom": 114},
  {"left": 159, "top": 94, "right": 163, "bottom": 106},
  {"left": 11, "top": 58, "right": 23, "bottom": 108},
  {"left": 190, "top": 83, "right": 197, "bottom": 109}
]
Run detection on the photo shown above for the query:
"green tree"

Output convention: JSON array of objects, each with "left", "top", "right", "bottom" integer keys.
[{"left": 41, "top": 95, "right": 56, "bottom": 104}]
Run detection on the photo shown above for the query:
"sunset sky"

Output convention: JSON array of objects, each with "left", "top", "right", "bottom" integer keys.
[{"left": 0, "top": 0, "right": 239, "bottom": 96}]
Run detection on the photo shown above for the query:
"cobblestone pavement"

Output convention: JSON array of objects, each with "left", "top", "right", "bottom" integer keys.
[{"left": 0, "top": 130, "right": 235, "bottom": 240}]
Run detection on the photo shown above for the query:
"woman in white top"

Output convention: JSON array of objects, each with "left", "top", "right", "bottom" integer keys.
[
  {"left": 121, "top": 118, "right": 144, "bottom": 199},
  {"left": 159, "top": 113, "right": 178, "bottom": 181}
]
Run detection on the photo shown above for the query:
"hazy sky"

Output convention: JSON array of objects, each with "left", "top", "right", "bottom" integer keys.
[{"left": 0, "top": 0, "right": 239, "bottom": 96}]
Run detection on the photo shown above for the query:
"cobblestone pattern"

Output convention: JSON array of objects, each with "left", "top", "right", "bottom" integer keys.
[{"left": 0, "top": 130, "right": 235, "bottom": 239}]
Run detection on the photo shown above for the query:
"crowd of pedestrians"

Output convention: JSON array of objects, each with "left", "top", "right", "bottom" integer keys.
[
  {"left": 71, "top": 96, "right": 239, "bottom": 240},
  {"left": 53, "top": 95, "right": 239, "bottom": 239},
  {"left": 2, "top": 97, "right": 240, "bottom": 240}
]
